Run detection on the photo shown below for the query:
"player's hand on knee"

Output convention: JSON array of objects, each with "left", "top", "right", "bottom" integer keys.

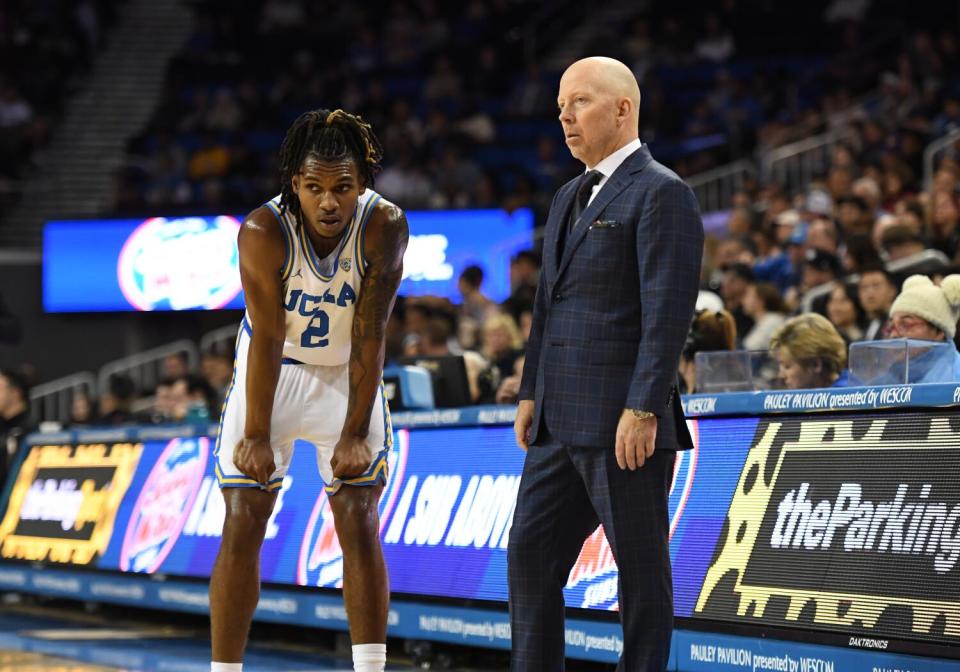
[
  {"left": 514, "top": 400, "right": 534, "bottom": 451},
  {"left": 234, "top": 437, "right": 276, "bottom": 484},
  {"left": 331, "top": 435, "right": 370, "bottom": 479},
  {"left": 615, "top": 410, "right": 657, "bottom": 471}
]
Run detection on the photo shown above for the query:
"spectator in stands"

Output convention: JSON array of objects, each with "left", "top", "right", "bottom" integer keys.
[
  {"left": 678, "top": 309, "right": 737, "bottom": 394},
  {"left": 69, "top": 391, "right": 96, "bottom": 427},
  {"left": 793, "top": 248, "right": 842, "bottom": 315},
  {"left": 842, "top": 233, "right": 882, "bottom": 274},
  {"left": 188, "top": 132, "right": 230, "bottom": 181},
  {"left": 495, "top": 355, "right": 525, "bottom": 405},
  {"left": 0, "top": 370, "right": 31, "bottom": 473},
  {"left": 852, "top": 176, "right": 884, "bottom": 217},
  {"left": 719, "top": 262, "right": 755, "bottom": 342},
  {"left": 770, "top": 313, "right": 848, "bottom": 389},
  {"left": 741, "top": 282, "right": 787, "bottom": 351},
  {"left": 502, "top": 250, "right": 540, "bottom": 324},
  {"left": 417, "top": 318, "right": 453, "bottom": 357},
  {"left": 201, "top": 347, "right": 234, "bottom": 406},
  {"left": 880, "top": 224, "right": 926, "bottom": 262},
  {"left": 161, "top": 352, "right": 191, "bottom": 380},
  {"left": 885, "top": 274, "right": 960, "bottom": 383},
  {"left": 835, "top": 196, "right": 872, "bottom": 237},
  {"left": 184, "top": 374, "right": 217, "bottom": 423},
  {"left": 859, "top": 265, "right": 899, "bottom": 339},
  {"left": 806, "top": 217, "right": 840, "bottom": 255},
  {"left": 481, "top": 313, "right": 523, "bottom": 379},
  {"left": 97, "top": 375, "right": 136, "bottom": 425},
  {"left": 929, "top": 189, "right": 960, "bottom": 260},
  {"left": 458, "top": 264, "right": 494, "bottom": 323},
  {"left": 827, "top": 283, "right": 867, "bottom": 343},
  {"left": 145, "top": 377, "right": 178, "bottom": 424}
]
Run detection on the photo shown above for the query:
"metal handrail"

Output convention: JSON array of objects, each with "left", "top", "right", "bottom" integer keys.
[
  {"left": 29, "top": 372, "right": 97, "bottom": 424},
  {"left": 923, "top": 128, "right": 960, "bottom": 191},
  {"left": 886, "top": 249, "right": 951, "bottom": 276},
  {"left": 98, "top": 339, "right": 198, "bottom": 395},
  {"left": 199, "top": 323, "right": 241, "bottom": 356},
  {"left": 762, "top": 127, "right": 860, "bottom": 191},
  {"left": 685, "top": 160, "right": 757, "bottom": 213}
]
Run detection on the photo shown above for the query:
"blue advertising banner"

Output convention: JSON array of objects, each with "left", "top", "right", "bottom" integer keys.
[
  {"left": 42, "top": 208, "right": 533, "bottom": 312},
  {"left": 8, "top": 418, "right": 749, "bottom": 618},
  {"left": 7, "top": 409, "right": 960, "bottom": 664}
]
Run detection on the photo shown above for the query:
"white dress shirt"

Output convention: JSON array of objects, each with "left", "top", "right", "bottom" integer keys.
[{"left": 584, "top": 137, "right": 643, "bottom": 206}]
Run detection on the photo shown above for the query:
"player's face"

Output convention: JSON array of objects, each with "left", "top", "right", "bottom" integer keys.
[
  {"left": 557, "top": 67, "right": 619, "bottom": 168},
  {"left": 292, "top": 157, "right": 365, "bottom": 238}
]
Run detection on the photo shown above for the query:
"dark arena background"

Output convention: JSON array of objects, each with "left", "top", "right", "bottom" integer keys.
[{"left": 2, "top": 1, "right": 960, "bottom": 670}]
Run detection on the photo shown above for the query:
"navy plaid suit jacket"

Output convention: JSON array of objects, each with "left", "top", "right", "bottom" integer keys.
[{"left": 518, "top": 145, "right": 704, "bottom": 450}]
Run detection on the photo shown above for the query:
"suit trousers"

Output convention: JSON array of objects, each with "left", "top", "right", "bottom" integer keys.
[{"left": 508, "top": 426, "right": 675, "bottom": 671}]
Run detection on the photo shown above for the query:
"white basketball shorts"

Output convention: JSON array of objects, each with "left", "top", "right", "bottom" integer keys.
[{"left": 214, "top": 319, "right": 392, "bottom": 494}]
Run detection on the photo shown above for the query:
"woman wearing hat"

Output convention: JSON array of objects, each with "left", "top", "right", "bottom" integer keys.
[{"left": 886, "top": 274, "right": 960, "bottom": 383}]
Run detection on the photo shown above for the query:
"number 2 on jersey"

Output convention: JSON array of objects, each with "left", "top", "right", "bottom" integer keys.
[{"left": 300, "top": 311, "right": 329, "bottom": 347}]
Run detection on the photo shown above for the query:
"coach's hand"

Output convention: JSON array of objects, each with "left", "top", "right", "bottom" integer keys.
[
  {"left": 615, "top": 409, "right": 657, "bottom": 470},
  {"left": 234, "top": 437, "right": 276, "bottom": 484},
  {"left": 514, "top": 400, "right": 535, "bottom": 451},
  {"left": 332, "top": 435, "right": 370, "bottom": 480}
]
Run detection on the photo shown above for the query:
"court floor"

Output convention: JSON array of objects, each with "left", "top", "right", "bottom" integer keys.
[
  {"left": 0, "top": 600, "right": 621, "bottom": 671},
  {"left": 0, "top": 601, "right": 407, "bottom": 671}
]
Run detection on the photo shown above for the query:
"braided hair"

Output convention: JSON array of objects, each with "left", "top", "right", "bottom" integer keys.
[{"left": 278, "top": 109, "right": 384, "bottom": 218}]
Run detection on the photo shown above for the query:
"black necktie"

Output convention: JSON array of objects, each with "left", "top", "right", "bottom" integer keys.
[{"left": 559, "top": 170, "right": 603, "bottom": 259}]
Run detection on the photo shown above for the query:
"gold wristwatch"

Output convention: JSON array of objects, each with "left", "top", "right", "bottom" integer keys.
[{"left": 630, "top": 409, "right": 656, "bottom": 420}]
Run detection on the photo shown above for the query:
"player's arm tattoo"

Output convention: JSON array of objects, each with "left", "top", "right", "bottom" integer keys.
[{"left": 342, "top": 203, "right": 409, "bottom": 438}]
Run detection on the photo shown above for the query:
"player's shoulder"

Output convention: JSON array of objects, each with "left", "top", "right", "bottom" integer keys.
[
  {"left": 238, "top": 203, "right": 286, "bottom": 257},
  {"left": 365, "top": 194, "right": 409, "bottom": 238},
  {"left": 368, "top": 193, "right": 406, "bottom": 225}
]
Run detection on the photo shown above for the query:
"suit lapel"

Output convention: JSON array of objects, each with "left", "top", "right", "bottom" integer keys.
[{"left": 555, "top": 146, "right": 653, "bottom": 282}]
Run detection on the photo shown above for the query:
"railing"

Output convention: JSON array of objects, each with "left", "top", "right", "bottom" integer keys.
[
  {"left": 886, "top": 249, "right": 951, "bottom": 276},
  {"left": 923, "top": 128, "right": 960, "bottom": 191},
  {"left": 762, "top": 127, "right": 860, "bottom": 192},
  {"left": 685, "top": 160, "right": 757, "bottom": 213},
  {"left": 29, "top": 372, "right": 97, "bottom": 424},
  {"left": 199, "top": 323, "right": 240, "bottom": 356},
  {"left": 97, "top": 339, "right": 198, "bottom": 395}
]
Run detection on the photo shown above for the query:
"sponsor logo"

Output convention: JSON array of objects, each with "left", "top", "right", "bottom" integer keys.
[
  {"left": 402, "top": 234, "right": 453, "bottom": 281},
  {"left": 566, "top": 420, "right": 700, "bottom": 609},
  {"left": 119, "top": 438, "right": 209, "bottom": 573},
  {"left": 117, "top": 216, "right": 242, "bottom": 311},
  {"left": 0, "top": 443, "right": 142, "bottom": 564},
  {"left": 297, "top": 432, "right": 410, "bottom": 587},
  {"left": 696, "top": 415, "right": 960, "bottom": 646},
  {"left": 340, "top": 257, "right": 352, "bottom": 272}
]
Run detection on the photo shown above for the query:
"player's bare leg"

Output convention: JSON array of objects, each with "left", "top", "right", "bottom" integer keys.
[
  {"left": 210, "top": 488, "right": 278, "bottom": 662},
  {"left": 329, "top": 484, "right": 389, "bottom": 642}
]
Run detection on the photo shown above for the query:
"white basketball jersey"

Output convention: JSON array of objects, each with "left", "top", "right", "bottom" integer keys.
[{"left": 248, "top": 190, "right": 381, "bottom": 366}]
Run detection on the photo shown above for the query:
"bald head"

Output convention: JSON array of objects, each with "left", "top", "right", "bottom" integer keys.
[
  {"left": 557, "top": 57, "right": 641, "bottom": 167},
  {"left": 566, "top": 57, "right": 641, "bottom": 112}
]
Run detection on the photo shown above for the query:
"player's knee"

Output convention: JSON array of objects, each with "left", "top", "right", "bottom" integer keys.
[
  {"left": 222, "top": 493, "right": 273, "bottom": 546},
  {"left": 330, "top": 487, "right": 380, "bottom": 545}
]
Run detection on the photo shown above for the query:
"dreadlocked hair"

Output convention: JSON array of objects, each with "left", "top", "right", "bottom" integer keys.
[{"left": 278, "top": 108, "right": 384, "bottom": 217}]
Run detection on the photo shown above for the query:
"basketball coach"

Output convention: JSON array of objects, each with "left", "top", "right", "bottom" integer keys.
[{"left": 508, "top": 56, "right": 704, "bottom": 671}]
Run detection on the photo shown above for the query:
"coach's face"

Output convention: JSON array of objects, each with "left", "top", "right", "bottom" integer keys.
[
  {"left": 557, "top": 63, "right": 622, "bottom": 168},
  {"left": 292, "top": 155, "right": 365, "bottom": 238}
]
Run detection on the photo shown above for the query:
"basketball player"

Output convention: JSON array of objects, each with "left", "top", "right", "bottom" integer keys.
[{"left": 209, "top": 109, "right": 409, "bottom": 672}]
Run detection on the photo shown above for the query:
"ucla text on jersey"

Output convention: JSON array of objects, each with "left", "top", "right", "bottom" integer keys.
[{"left": 245, "top": 190, "right": 381, "bottom": 367}]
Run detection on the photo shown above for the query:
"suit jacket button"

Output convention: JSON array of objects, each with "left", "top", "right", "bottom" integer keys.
[{"left": 552, "top": 293, "right": 563, "bottom": 303}]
